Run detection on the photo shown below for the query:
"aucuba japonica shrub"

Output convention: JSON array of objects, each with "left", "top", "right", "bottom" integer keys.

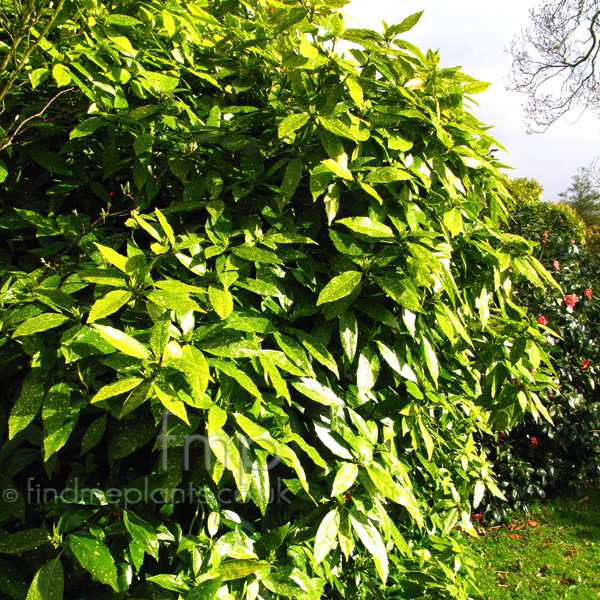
[
  {"left": 483, "top": 198, "right": 600, "bottom": 518},
  {"left": 0, "top": 1, "right": 560, "bottom": 598}
]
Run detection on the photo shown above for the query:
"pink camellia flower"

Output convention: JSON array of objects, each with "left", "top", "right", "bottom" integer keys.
[
  {"left": 537, "top": 315, "right": 547, "bottom": 326},
  {"left": 570, "top": 238, "right": 575, "bottom": 244},
  {"left": 553, "top": 259, "right": 560, "bottom": 271},
  {"left": 584, "top": 288, "right": 593, "bottom": 298},
  {"left": 529, "top": 437, "right": 538, "bottom": 450},
  {"left": 564, "top": 294, "right": 579, "bottom": 307},
  {"left": 581, "top": 359, "right": 590, "bottom": 370}
]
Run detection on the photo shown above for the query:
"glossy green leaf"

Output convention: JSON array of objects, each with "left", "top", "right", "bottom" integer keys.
[
  {"left": 293, "top": 330, "right": 339, "bottom": 377},
  {"left": 211, "top": 560, "right": 268, "bottom": 581},
  {"left": 292, "top": 377, "right": 343, "bottom": 406},
  {"left": 208, "top": 285, "right": 233, "bottom": 319},
  {"left": 188, "top": 577, "right": 223, "bottom": 600},
  {"left": 155, "top": 208, "right": 176, "bottom": 245},
  {"left": 0, "top": 529, "right": 50, "bottom": 554},
  {"left": 473, "top": 480, "right": 485, "bottom": 509},
  {"left": 232, "top": 246, "right": 283, "bottom": 264},
  {"left": 357, "top": 345, "right": 379, "bottom": 393},
  {"left": 278, "top": 113, "right": 310, "bottom": 138},
  {"left": 318, "top": 116, "right": 357, "bottom": 141},
  {"left": 93, "top": 243, "right": 129, "bottom": 272},
  {"left": 281, "top": 158, "right": 303, "bottom": 201},
  {"left": 154, "top": 381, "right": 190, "bottom": 425},
  {"left": 421, "top": 335, "right": 439, "bottom": 384},
  {"left": 87, "top": 290, "right": 131, "bottom": 323},
  {"left": 314, "top": 509, "right": 340, "bottom": 565},
  {"left": 70, "top": 536, "right": 118, "bottom": 590},
  {"left": 331, "top": 463, "right": 359, "bottom": 496},
  {"left": 52, "top": 64, "right": 71, "bottom": 87},
  {"left": 119, "top": 381, "right": 152, "bottom": 417},
  {"left": 105, "top": 13, "right": 143, "bottom": 26},
  {"left": 375, "top": 340, "right": 417, "bottom": 382},
  {"left": 210, "top": 359, "right": 263, "bottom": 400},
  {"left": 124, "top": 511, "right": 159, "bottom": 559},
  {"left": 8, "top": 370, "right": 45, "bottom": 439},
  {"left": 317, "top": 271, "right": 362, "bottom": 305},
  {"left": 365, "top": 167, "right": 411, "bottom": 184},
  {"left": 42, "top": 382, "right": 76, "bottom": 460},
  {"left": 91, "top": 377, "right": 144, "bottom": 404},
  {"left": 443, "top": 208, "right": 463, "bottom": 237},
  {"left": 374, "top": 276, "right": 422, "bottom": 312},
  {"left": 25, "top": 558, "right": 63, "bottom": 600},
  {"left": 348, "top": 510, "right": 388, "bottom": 582},
  {"left": 12, "top": 313, "right": 69, "bottom": 337},
  {"left": 365, "top": 463, "right": 423, "bottom": 526},
  {"left": 346, "top": 77, "right": 364, "bottom": 107},
  {"left": 146, "top": 289, "right": 201, "bottom": 313},
  {"left": 69, "top": 117, "right": 103, "bottom": 140},
  {"left": 81, "top": 414, "right": 107, "bottom": 455},
  {"left": 92, "top": 324, "right": 150, "bottom": 359},
  {"left": 250, "top": 451, "right": 271, "bottom": 516},
  {"left": 150, "top": 311, "right": 171, "bottom": 358},
  {"left": 336, "top": 217, "right": 395, "bottom": 238},
  {"left": 321, "top": 158, "right": 353, "bottom": 180},
  {"left": 339, "top": 310, "right": 358, "bottom": 363}
]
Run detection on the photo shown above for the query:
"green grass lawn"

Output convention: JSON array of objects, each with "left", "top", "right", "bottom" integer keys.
[{"left": 471, "top": 486, "right": 600, "bottom": 599}]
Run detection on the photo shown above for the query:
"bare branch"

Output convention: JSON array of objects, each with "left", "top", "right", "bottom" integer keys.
[
  {"left": 508, "top": 0, "right": 600, "bottom": 131},
  {"left": 0, "top": 86, "right": 75, "bottom": 151}
]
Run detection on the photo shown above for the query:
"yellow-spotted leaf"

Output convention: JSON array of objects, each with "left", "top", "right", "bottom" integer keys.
[
  {"left": 88, "top": 290, "right": 132, "bottom": 323},
  {"left": 91, "top": 377, "right": 144, "bottom": 404},
  {"left": 314, "top": 509, "right": 340, "bottom": 565},
  {"left": 292, "top": 377, "right": 343, "bottom": 406},
  {"left": 331, "top": 463, "right": 359, "bottom": 496},
  {"left": 12, "top": 313, "right": 70, "bottom": 337},
  {"left": 208, "top": 285, "right": 233, "bottom": 319},
  {"left": 337, "top": 217, "right": 395, "bottom": 239},
  {"left": 91, "top": 324, "right": 149, "bottom": 359},
  {"left": 317, "top": 271, "right": 362, "bottom": 305},
  {"left": 348, "top": 510, "right": 388, "bottom": 582},
  {"left": 278, "top": 113, "right": 310, "bottom": 139}
]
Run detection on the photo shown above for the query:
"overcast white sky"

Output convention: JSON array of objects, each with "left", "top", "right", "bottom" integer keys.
[{"left": 342, "top": 0, "right": 600, "bottom": 200}]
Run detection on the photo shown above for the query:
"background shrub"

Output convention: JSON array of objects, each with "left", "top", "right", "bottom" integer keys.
[{"left": 482, "top": 195, "right": 600, "bottom": 520}]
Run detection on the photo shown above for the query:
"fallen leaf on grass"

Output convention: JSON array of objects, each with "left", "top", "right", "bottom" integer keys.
[
  {"left": 528, "top": 519, "right": 539, "bottom": 527},
  {"left": 508, "top": 534, "right": 520, "bottom": 539}
]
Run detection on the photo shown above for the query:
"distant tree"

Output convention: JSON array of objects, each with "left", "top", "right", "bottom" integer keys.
[
  {"left": 509, "top": 1, "right": 600, "bottom": 132},
  {"left": 559, "top": 167, "right": 600, "bottom": 226}
]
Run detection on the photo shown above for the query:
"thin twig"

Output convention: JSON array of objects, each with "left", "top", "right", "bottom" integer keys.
[{"left": 0, "top": 87, "right": 75, "bottom": 151}]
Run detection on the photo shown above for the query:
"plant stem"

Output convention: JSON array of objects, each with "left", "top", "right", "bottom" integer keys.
[{"left": 0, "top": 0, "right": 66, "bottom": 105}]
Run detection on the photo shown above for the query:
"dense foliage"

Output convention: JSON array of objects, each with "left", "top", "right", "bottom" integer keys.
[
  {"left": 0, "top": 1, "right": 560, "bottom": 598},
  {"left": 505, "top": 177, "right": 543, "bottom": 208},
  {"left": 483, "top": 198, "right": 600, "bottom": 519}
]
